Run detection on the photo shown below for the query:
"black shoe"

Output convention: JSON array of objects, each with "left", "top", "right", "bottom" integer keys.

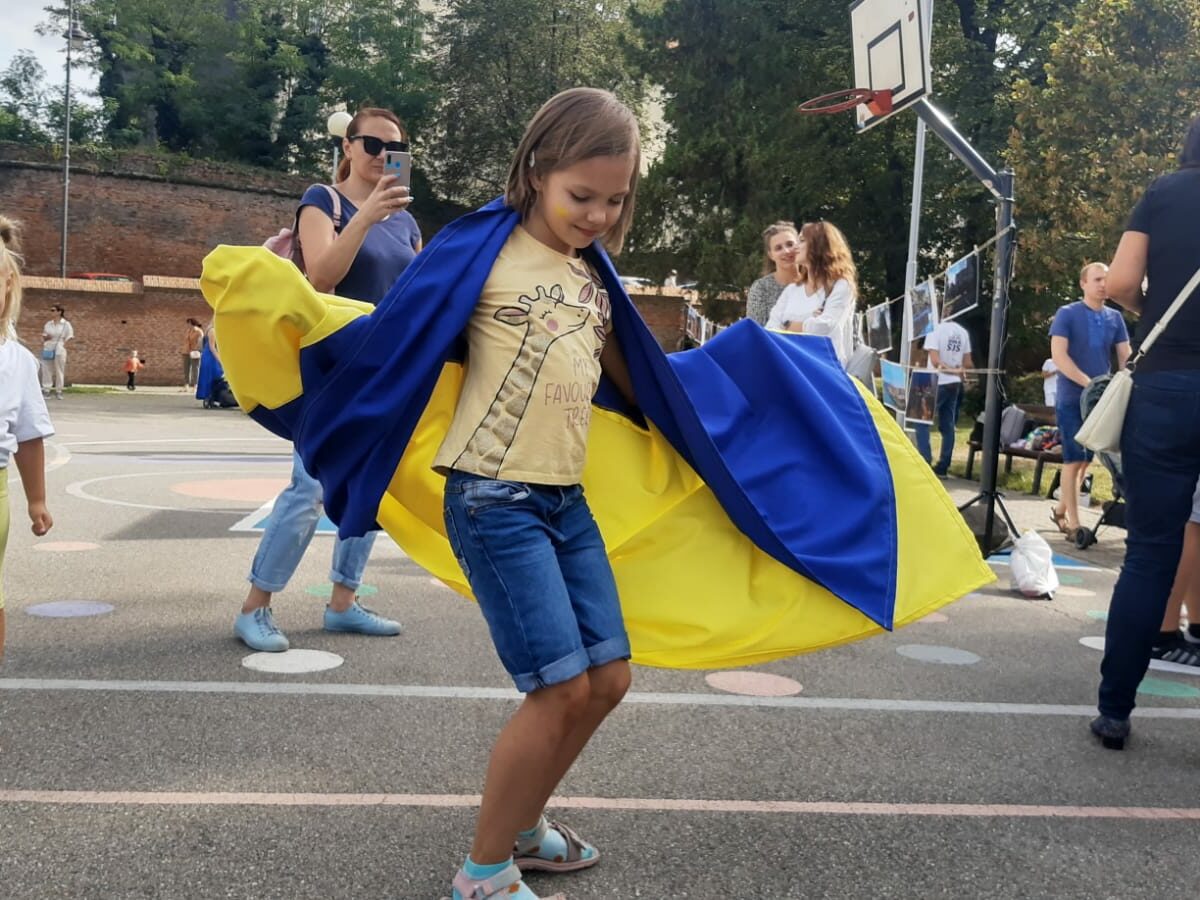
[
  {"left": 1185, "top": 624, "right": 1200, "bottom": 645},
  {"left": 1090, "top": 715, "right": 1130, "bottom": 750},
  {"left": 1150, "top": 633, "right": 1200, "bottom": 667}
]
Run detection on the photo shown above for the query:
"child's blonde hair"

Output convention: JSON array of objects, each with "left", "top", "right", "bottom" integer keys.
[
  {"left": 505, "top": 88, "right": 641, "bottom": 255},
  {"left": 0, "top": 216, "right": 23, "bottom": 339}
]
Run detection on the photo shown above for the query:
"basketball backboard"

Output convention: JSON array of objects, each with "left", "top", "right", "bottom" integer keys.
[{"left": 850, "top": 0, "right": 931, "bottom": 131}]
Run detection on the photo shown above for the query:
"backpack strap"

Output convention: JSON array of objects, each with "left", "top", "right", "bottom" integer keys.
[{"left": 320, "top": 184, "right": 344, "bottom": 231}]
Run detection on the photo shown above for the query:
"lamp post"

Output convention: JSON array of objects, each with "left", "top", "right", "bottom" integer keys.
[
  {"left": 327, "top": 111, "right": 352, "bottom": 183},
  {"left": 60, "top": 0, "right": 88, "bottom": 278}
]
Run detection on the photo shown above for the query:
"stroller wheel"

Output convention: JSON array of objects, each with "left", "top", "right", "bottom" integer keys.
[{"left": 1073, "top": 527, "right": 1095, "bottom": 549}]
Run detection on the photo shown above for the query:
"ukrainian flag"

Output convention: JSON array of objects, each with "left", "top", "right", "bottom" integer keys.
[{"left": 202, "top": 199, "right": 992, "bottom": 669}]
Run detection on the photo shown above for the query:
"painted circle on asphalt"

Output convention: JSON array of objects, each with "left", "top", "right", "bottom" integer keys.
[
  {"left": 26, "top": 601, "right": 115, "bottom": 618},
  {"left": 171, "top": 478, "right": 289, "bottom": 502},
  {"left": 1056, "top": 586, "right": 1096, "bottom": 598},
  {"left": 33, "top": 541, "right": 101, "bottom": 552},
  {"left": 918, "top": 612, "right": 950, "bottom": 624},
  {"left": 241, "top": 649, "right": 344, "bottom": 674},
  {"left": 305, "top": 583, "right": 378, "bottom": 598},
  {"left": 1086, "top": 610, "right": 1108, "bottom": 621},
  {"left": 705, "top": 671, "right": 803, "bottom": 697},
  {"left": 1137, "top": 678, "right": 1200, "bottom": 699},
  {"left": 1079, "top": 636, "right": 1200, "bottom": 678},
  {"left": 896, "top": 644, "right": 981, "bottom": 665}
]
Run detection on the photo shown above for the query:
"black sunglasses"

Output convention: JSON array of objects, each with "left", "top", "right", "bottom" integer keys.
[{"left": 349, "top": 135, "right": 408, "bottom": 156}]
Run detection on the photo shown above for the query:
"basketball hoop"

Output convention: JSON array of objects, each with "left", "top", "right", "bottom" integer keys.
[{"left": 797, "top": 88, "right": 894, "bottom": 118}]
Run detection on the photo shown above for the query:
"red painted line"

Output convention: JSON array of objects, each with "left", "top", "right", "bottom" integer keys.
[{"left": 0, "top": 791, "right": 1197, "bottom": 820}]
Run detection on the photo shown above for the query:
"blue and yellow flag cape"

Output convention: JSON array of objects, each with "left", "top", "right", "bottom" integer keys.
[{"left": 201, "top": 198, "right": 992, "bottom": 669}]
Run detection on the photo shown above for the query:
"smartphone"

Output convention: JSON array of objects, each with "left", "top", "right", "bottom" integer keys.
[{"left": 383, "top": 149, "right": 412, "bottom": 187}]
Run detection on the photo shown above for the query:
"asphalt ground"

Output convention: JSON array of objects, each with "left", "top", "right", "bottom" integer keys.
[{"left": 1, "top": 392, "right": 1197, "bottom": 900}]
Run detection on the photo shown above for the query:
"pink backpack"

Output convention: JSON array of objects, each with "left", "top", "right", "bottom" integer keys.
[{"left": 263, "top": 185, "right": 343, "bottom": 273}]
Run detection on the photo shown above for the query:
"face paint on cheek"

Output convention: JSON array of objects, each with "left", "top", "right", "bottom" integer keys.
[{"left": 553, "top": 205, "right": 570, "bottom": 220}]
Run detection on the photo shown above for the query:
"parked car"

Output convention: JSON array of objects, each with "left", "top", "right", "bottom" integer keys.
[
  {"left": 69, "top": 272, "right": 134, "bottom": 282},
  {"left": 619, "top": 275, "right": 655, "bottom": 289}
]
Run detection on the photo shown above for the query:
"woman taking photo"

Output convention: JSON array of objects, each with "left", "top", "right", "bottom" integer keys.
[
  {"left": 1093, "top": 114, "right": 1200, "bottom": 750},
  {"left": 765, "top": 220, "right": 858, "bottom": 366},
  {"left": 234, "top": 106, "right": 421, "bottom": 654},
  {"left": 41, "top": 305, "right": 74, "bottom": 400},
  {"left": 745, "top": 221, "right": 800, "bottom": 326},
  {"left": 182, "top": 318, "right": 205, "bottom": 392}
]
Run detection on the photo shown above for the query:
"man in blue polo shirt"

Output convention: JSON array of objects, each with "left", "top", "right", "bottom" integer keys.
[{"left": 1049, "top": 262, "right": 1131, "bottom": 538}]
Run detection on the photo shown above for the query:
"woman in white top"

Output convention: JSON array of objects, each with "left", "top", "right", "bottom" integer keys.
[
  {"left": 765, "top": 220, "right": 858, "bottom": 365},
  {"left": 40, "top": 304, "right": 75, "bottom": 400}
]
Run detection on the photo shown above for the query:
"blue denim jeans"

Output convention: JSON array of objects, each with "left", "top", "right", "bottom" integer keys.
[
  {"left": 913, "top": 380, "right": 962, "bottom": 473},
  {"left": 247, "top": 451, "right": 377, "bottom": 592},
  {"left": 1098, "top": 370, "right": 1200, "bottom": 719},
  {"left": 443, "top": 470, "right": 630, "bottom": 693}
]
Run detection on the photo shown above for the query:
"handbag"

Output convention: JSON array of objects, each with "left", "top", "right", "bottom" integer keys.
[
  {"left": 263, "top": 184, "right": 343, "bottom": 273},
  {"left": 41, "top": 348, "right": 56, "bottom": 361},
  {"left": 1075, "top": 265, "right": 1200, "bottom": 453}
]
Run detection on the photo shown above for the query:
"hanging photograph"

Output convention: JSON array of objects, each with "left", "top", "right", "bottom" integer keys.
[
  {"left": 880, "top": 360, "right": 907, "bottom": 411},
  {"left": 867, "top": 301, "right": 893, "bottom": 353},
  {"left": 905, "top": 369, "right": 939, "bottom": 425},
  {"left": 942, "top": 251, "right": 980, "bottom": 321},
  {"left": 908, "top": 279, "right": 937, "bottom": 340}
]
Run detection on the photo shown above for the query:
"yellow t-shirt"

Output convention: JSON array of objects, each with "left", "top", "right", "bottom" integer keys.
[{"left": 434, "top": 226, "right": 612, "bottom": 484}]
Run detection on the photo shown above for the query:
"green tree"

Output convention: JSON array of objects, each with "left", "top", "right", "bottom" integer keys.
[
  {"left": 625, "top": 0, "right": 1084, "bottom": 324},
  {"left": 0, "top": 51, "right": 53, "bottom": 143},
  {"left": 423, "top": 0, "right": 648, "bottom": 206},
  {"left": 1007, "top": 0, "right": 1200, "bottom": 360}
]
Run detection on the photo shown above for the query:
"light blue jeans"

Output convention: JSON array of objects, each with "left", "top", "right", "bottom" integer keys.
[{"left": 248, "top": 451, "right": 377, "bottom": 592}]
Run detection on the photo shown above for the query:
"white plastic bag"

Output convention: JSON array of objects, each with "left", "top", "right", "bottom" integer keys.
[{"left": 1010, "top": 530, "right": 1059, "bottom": 598}]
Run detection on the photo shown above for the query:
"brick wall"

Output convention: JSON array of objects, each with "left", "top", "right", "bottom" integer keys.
[
  {"left": 18, "top": 278, "right": 213, "bottom": 387},
  {"left": 0, "top": 142, "right": 310, "bottom": 278},
  {"left": 18, "top": 280, "right": 689, "bottom": 387}
]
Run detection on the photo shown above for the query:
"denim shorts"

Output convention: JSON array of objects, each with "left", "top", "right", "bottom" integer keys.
[
  {"left": 443, "top": 470, "right": 630, "bottom": 693},
  {"left": 1056, "top": 399, "right": 1093, "bottom": 464}
]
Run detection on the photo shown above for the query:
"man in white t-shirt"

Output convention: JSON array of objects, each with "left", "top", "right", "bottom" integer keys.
[
  {"left": 1041, "top": 358, "right": 1058, "bottom": 406},
  {"left": 920, "top": 319, "right": 973, "bottom": 477}
]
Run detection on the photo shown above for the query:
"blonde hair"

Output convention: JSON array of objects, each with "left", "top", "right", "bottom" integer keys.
[
  {"left": 761, "top": 220, "right": 798, "bottom": 275},
  {"left": 800, "top": 221, "right": 858, "bottom": 299},
  {"left": 0, "top": 216, "right": 23, "bottom": 340},
  {"left": 1079, "top": 261, "right": 1108, "bottom": 284},
  {"left": 505, "top": 88, "right": 641, "bottom": 255}
]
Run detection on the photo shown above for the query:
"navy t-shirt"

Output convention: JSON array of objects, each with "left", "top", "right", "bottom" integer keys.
[
  {"left": 1049, "top": 301, "right": 1130, "bottom": 406},
  {"left": 1127, "top": 167, "right": 1200, "bottom": 372},
  {"left": 298, "top": 184, "right": 421, "bottom": 304}
]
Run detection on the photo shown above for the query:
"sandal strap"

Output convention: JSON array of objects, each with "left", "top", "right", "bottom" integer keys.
[
  {"left": 451, "top": 863, "right": 523, "bottom": 899},
  {"left": 546, "top": 820, "right": 590, "bottom": 863}
]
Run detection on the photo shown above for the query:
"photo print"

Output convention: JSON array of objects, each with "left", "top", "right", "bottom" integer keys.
[
  {"left": 904, "top": 369, "right": 938, "bottom": 425},
  {"left": 867, "top": 301, "right": 893, "bottom": 353},
  {"left": 880, "top": 360, "right": 907, "bottom": 412},
  {"left": 942, "top": 251, "right": 980, "bottom": 321},
  {"left": 908, "top": 279, "right": 937, "bottom": 340}
]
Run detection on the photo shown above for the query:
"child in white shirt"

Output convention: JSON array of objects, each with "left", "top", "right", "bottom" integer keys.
[{"left": 0, "top": 217, "right": 55, "bottom": 660}]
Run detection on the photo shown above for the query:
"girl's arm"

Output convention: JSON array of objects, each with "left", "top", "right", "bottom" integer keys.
[
  {"left": 14, "top": 438, "right": 53, "bottom": 536},
  {"left": 802, "top": 279, "right": 854, "bottom": 335},
  {"left": 765, "top": 288, "right": 790, "bottom": 330},
  {"left": 600, "top": 335, "right": 638, "bottom": 408},
  {"left": 302, "top": 177, "right": 411, "bottom": 293}
]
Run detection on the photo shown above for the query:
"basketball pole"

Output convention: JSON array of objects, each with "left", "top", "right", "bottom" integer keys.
[{"left": 911, "top": 98, "right": 1019, "bottom": 550}]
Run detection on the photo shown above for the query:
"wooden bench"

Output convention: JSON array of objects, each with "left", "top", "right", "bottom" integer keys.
[{"left": 964, "top": 404, "right": 1063, "bottom": 496}]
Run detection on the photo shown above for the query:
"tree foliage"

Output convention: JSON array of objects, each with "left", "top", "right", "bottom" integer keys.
[
  {"left": 1006, "top": 0, "right": 1200, "bottom": 359},
  {"left": 422, "top": 0, "right": 649, "bottom": 206},
  {"left": 624, "top": 0, "right": 1083, "bottom": 327}
]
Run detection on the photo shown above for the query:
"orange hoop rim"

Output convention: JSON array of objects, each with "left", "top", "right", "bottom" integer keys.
[{"left": 796, "top": 88, "right": 893, "bottom": 117}]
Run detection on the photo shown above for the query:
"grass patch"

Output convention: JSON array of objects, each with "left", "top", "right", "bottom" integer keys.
[{"left": 931, "top": 424, "right": 1115, "bottom": 503}]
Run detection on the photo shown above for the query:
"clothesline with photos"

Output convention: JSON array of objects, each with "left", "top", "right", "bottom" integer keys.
[{"left": 859, "top": 226, "right": 1016, "bottom": 356}]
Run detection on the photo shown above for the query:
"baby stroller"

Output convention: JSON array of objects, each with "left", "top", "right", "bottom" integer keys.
[{"left": 1072, "top": 375, "right": 1126, "bottom": 549}]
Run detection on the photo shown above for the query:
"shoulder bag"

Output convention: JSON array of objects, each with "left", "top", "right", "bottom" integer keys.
[{"left": 1075, "top": 265, "right": 1200, "bottom": 453}]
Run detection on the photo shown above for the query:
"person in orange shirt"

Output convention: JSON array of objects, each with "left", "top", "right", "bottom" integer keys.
[{"left": 123, "top": 350, "right": 145, "bottom": 391}]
